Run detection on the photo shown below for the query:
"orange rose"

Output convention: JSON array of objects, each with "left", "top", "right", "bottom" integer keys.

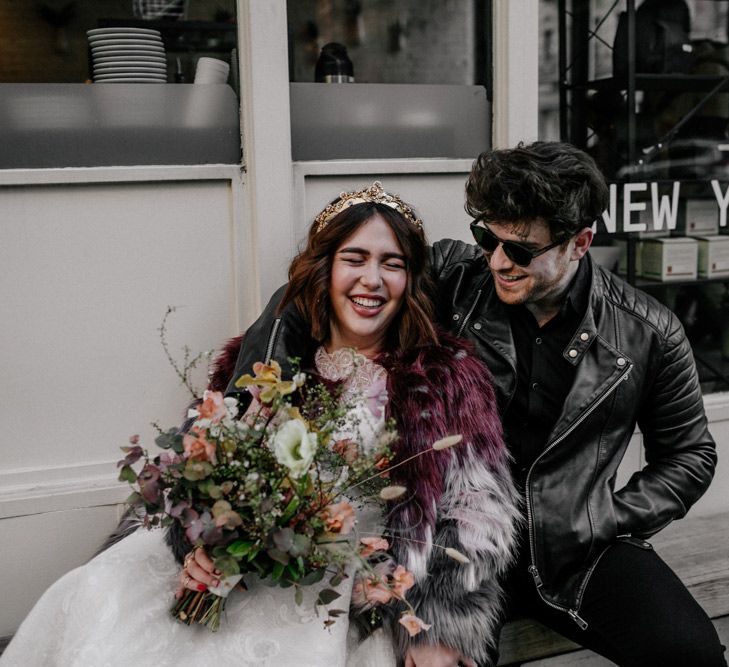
[
  {"left": 183, "top": 427, "right": 217, "bottom": 464},
  {"left": 390, "top": 564, "right": 415, "bottom": 598},
  {"left": 322, "top": 501, "right": 356, "bottom": 534},
  {"left": 198, "top": 390, "right": 228, "bottom": 423}
]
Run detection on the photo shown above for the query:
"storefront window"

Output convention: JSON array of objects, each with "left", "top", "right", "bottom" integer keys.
[
  {"left": 287, "top": 0, "right": 489, "bottom": 85},
  {"left": 0, "top": 0, "right": 240, "bottom": 168},
  {"left": 540, "top": 0, "right": 729, "bottom": 394},
  {"left": 286, "top": 0, "right": 492, "bottom": 160},
  {"left": 0, "top": 0, "right": 237, "bottom": 86}
]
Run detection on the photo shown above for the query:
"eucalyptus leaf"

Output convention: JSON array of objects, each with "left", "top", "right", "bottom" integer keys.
[
  {"left": 272, "top": 561, "right": 285, "bottom": 580},
  {"left": 125, "top": 491, "right": 143, "bottom": 507},
  {"left": 118, "top": 465, "right": 137, "bottom": 483},
  {"left": 213, "top": 555, "right": 241, "bottom": 577},
  {"left": 299, "top": 568, "right": 326, "bottom": 585},
  {"left": 316, "top": 588, "right": 341, "bottom": 606},
  {"left": 295, "top": 587, "right": 304, "bottom": 605},
  {"left": 268, "top": 548, "right": 290, "bottom": 565},
  {"left": 155, "top": 429, "right": 182, "bottom": 452},
  {"left": 289, "top": 534, "right": 311, "bottom": 557},
  {"left": 272, "top": 527, "right": 294, "bottom": 552}
]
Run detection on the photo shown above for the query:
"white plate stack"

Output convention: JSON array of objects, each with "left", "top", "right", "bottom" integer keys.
[{"left": 88, "top": 27, "right": 167, "bottom": 83}]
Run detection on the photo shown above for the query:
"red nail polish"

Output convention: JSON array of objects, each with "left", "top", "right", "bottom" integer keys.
[{"left": 197, "top": 584, "right": 207, "bottom": 591}]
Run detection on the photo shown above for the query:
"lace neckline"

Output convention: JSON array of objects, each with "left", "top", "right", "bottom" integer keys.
[{"left": 314, "top": 347, "right": 387, "bottom": 403}]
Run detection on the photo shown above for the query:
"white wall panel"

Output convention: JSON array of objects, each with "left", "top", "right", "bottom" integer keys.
[
  {"left": 1, "top": 180, "right": 243, "bottom": 475},
  {"left": 0, "top": 505, "right": 120, "bottom": 638}
]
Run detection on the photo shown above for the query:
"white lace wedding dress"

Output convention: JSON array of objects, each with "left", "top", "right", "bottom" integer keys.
[{"left": 1, "top": 348, "right": 396, "bottom": 667}]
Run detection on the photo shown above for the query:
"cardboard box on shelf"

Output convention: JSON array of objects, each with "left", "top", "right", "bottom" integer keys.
[
  {"left": 693, "top": 235, "right": 729, "bottom": 278},
  {"left": 681, "top": 199, "right": 720, "bottom": 236},
  {"left": 641, "top": 238, "right": 698, "bottom": 281},
  {"left": 615, "top": 238, "right": 643, "bottom": 276}
]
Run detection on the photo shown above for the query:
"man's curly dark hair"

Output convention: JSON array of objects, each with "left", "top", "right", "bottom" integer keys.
[{"left": 465, "top": 141, "right": 609, "bottom": 243}]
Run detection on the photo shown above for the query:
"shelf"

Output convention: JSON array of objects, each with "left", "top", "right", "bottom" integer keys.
[
  {"left": 97, "top": 18, "right": 237, "bottom": 54},
  {"left": 632, "top": 276, "right": 729, "bottom": 289},
  {"left": 568, "top": 74, "right": 729, "bottom": 94}
]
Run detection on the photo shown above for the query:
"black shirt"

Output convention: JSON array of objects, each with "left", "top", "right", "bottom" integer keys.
[{"left": 502, "top": 258, "right": 591, "bottom": 486}]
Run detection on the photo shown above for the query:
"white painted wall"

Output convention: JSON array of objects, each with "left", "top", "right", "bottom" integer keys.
[
  {"left": 0, "top": 166, "right": 255, "bottom": 638},
  {"left": 293, "top": 159, "right": 476, "bottom": 250},
  {"left": 492, "top": 0, "right": 540, "bottom": 148}
]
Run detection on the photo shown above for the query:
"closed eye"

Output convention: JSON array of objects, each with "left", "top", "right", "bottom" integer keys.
[{"left": 384, "top": 261, "right": 406, "bottom": 270}]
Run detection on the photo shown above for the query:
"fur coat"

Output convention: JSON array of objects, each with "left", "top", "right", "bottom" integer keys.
[{"left": 173, "top": 331, "right": 520, "bottom": 665}]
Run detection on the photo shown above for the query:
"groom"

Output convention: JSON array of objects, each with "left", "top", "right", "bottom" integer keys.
[{"left": 230, "top": 141, "right": 723, "bottom": 666}]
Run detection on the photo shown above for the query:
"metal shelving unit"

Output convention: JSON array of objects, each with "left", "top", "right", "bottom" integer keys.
[{"left": 557, "top": 0, "right": 729, "bottom": 391}]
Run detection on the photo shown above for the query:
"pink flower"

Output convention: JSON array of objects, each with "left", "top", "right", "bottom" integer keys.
[
  {"left": 398, "top": 614, "right": 432, "bottom": 637},
  {"left": 322, "top": 501, "right": 356, "bottom": 534},
  {"left": 359, "top": 537, "right": 389, "bottom": 558},
  {"left": 390, "top": 565, "right": 415, "bottom": 598},
  {"left": 183, "top": 427, "right": 217, "bottom": 464},
  {"left": 158, "top": 450, "right": 182, "bottom": 472},
  {"left": 352, "top": 576, "right": 393, "bottom": 606},
  {"left": 198, "top": 390, "right": 228, "bottom": 423}
]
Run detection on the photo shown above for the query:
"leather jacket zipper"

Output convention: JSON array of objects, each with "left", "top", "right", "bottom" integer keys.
[
  {"left": 264, "top": 317, "right": 282, "bottom": 364},
  {"left": 456, "top": 289, "right": 483, "bottom": 337},
  {"left": 525, "top": 362, "right": 633, "bottom": 628}
]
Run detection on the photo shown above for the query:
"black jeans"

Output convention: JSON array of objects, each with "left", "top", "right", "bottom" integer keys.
[{"left": 498, "top": 540, "right": 727, "bottom": 667}]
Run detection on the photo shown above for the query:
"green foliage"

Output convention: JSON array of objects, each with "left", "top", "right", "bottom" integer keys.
[{"left": 118, "top": 465, "right": 137, "bottom": 483}]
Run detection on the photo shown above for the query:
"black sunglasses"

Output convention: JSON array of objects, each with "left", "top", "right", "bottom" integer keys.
[{"left": 469, "top": 222, "right": 563, "bottom": 267}]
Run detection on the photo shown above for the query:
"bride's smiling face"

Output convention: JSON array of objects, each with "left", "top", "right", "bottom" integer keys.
[{"left": 328, "top": 214, "right": 408, "bottom": 357}]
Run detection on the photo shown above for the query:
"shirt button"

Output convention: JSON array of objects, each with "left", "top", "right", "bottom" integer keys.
[
  {"left": 568, "top": 349, "right": 578, "bottom": 358},
  {"left": 535, "top": 337, "right": 542, "bottom": 345},
  {"left": 617, "top": 357, "right": 626, "bottom": 367},
  {"left": 473, "top": 322, "right": 482, "bottom": 331},
  {"left": 453, "top": 314, "right": 460, "bottom": 321},
  {"left": 580, "top": 332, "right": 589, "bottom": 341}
]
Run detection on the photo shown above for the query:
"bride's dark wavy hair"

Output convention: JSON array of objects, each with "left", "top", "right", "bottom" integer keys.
[
  {"left": 465, "top": 141, "right": 609, "bottom": 243},
  {"left": 279, "top": 201, "right": 438, "bottom": 352}
]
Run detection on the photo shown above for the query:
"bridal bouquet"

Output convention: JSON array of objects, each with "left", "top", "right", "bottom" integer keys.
[{"left": 118, "top": 359, "right": 436, "bottom": 633}]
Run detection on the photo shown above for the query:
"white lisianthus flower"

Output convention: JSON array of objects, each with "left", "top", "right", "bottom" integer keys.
[
  {"left": 223, "top": 396, "right": 239, "bottom": 419},
  {"left": 272, "top": 419, "right": 317, "bottom": 478}
]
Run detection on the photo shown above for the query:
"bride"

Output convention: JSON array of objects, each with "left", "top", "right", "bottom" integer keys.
[{"left": 1, "top": 183, "right": 519, "bottom": 667}]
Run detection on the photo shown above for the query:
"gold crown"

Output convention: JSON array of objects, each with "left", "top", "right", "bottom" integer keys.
[{"left": 313, "top": 181, "right": 423, "bottom": 234}]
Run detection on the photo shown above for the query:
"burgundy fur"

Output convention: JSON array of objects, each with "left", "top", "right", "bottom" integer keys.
[
  {"left": 379, "top": 332, "right": 505, "bottom": 549},
  {"left": 208, "top": 334, "right": 245, "bottom": 394}
]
